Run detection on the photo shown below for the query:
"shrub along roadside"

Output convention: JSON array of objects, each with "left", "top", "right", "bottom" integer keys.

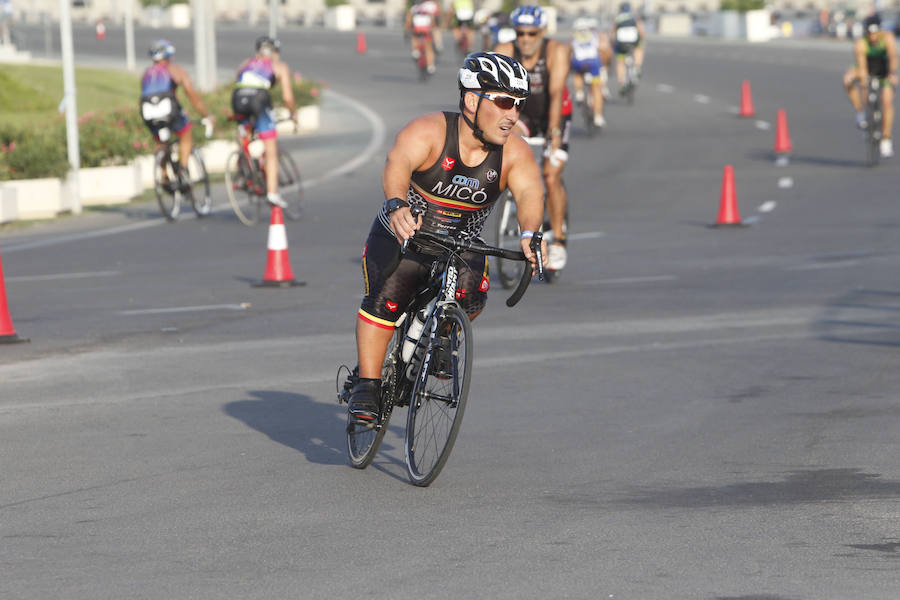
[{"left": 0, "top": 76, "right": 321, "bottom": 181}]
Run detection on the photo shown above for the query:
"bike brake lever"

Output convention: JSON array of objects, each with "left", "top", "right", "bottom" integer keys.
[
  {"left": 400, "top": 205, "right": 424, "bottom": 254},
  {"left": 531, "top": 231, "right": 545, "bottom": 281}
]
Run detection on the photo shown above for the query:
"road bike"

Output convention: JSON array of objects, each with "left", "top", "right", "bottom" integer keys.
[
  {"left": 619, "top": 52, "right": 639, "bottom": 106},
  {"left": 413, "top": 32, "right": 435, "bottom": 82},
  {"left": 494, "top": 136, "right": 568, "bottom": 288},
  {"left": 579, "top": 72, "right": 599, "bottom": 138},
  {"left": 864, "top": 76, "right": 883, "bottom": 168},
  {"left": 149, "top": 120, "right": 212, "bottom": 222},
  {"left": 337, "top": 227, "right": 544, "bottom": 487},
  {"left": 224, "top": 116, "right": 303, "bottom": 226}
]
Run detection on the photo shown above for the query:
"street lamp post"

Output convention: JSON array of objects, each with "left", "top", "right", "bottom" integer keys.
[{"left": 59, "top": 0, "right": 80, "bottom": 215}]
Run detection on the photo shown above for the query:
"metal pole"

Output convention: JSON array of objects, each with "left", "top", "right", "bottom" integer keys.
[
  {"left": 206, "top": 0, "right": 217, "bottom": 89},
  {"left": 192, "top": 0, "right": 209, "bottom": 91},
  {"left": 269, "top": 0, "right": 278, "bottom": 39},
  {"left": 125, "top": 0, "right": 136, "bottom": 71},
  {"left": 59, "top": 0, "right": 81, "bottom": 215}
]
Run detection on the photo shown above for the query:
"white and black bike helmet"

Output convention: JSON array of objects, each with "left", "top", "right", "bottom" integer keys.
[
  {"left": 149, "top": 40, "right": 175, "bottom": 62},
  {"left": 458, "top": 52, "right": 530, "bottom": 145}
]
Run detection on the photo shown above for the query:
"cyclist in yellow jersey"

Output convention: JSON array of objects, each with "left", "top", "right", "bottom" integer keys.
[
  {"left": 449, "top": 0, "right": 476, "bottom": 54},
  {"left": 843, "top": 13, "right": 898, "bottom": 157}
]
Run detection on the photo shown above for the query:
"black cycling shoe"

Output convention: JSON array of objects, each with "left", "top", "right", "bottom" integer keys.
[{"left": 348, "top": 378, "right": 381, "bottom": 422}]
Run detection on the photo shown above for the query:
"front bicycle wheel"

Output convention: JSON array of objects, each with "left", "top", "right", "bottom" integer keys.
[
  {"left": 187, "top": 149, "right": 212, "bottom": 216},
  {"left": 153, "top": 148, "right": 180, "bottom": 221},
  {"left": 276, "top": 148, "right": 304, "bottom": 220},
  {"left": 494, "top": 192, "right": 525, "bottom": 289},
  {"left": 224, "top": 150, "right": 262, "bottom": 226},
  {"left": 405, "top": 304, "right": 473, "bottom": 487},
  {"left": 347, "top": 327, "right": 402, "bottom": 468}
]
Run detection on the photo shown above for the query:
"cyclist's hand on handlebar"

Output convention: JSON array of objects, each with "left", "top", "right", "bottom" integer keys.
[
  {"left": 390, "top": 206, "right": 422, "bottom": 244},
  {"left": 520, "top": 235, "right": 548, "bottom": 274},
  {"left": 891, "top": 74, "right": 900, "bottom": 88}
]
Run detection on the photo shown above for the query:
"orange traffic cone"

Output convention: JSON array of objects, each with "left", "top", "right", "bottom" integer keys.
[
  {"left": 739, "top": 80, "right": 755, "bottom": 117},
  {"left": 254, "top": 206, "right": 305, "bottom": 287},
  {"left": 0, "top": 251, "right": 28, "bottom": 344},
  {"left": 774, "top": 108, "right": 793, "bottom": 155},
  {"left": 713, "top": 165, "right": 745, "bottom": 227},
  {"left": 95, "top": 21, "right": 107, "bottom": 41},
  {"left": 356, "top": 31, "right": 367, "bottom": 54}
]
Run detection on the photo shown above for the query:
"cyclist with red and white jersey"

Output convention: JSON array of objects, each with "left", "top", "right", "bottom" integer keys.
[
  {"left": 406, "top": 1, "right": 441, "bottom": 75},
  {"left": 494, "top": 5, "right": 573, "bottom": 273}
]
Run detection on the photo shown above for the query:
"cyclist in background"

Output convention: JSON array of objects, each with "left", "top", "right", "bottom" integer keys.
[
  {"left": 232, "top": 36, "right": 296, "bottom": 208},
  {"left": 406, "top": 1, "right": 440, "bottom": 75},
  {"left": 570, "top": 17, "right": 611, "bottom": 129},
  {"left": 611, "top": 2, "right": 646, "bottom": 92},
  {"left": 449, "top": 0, "right": 476, "bottom": 55},
  {"left": 346, "top": 52, "right": 547, "bottom": 422},
  {"left": 494, "top": 4, "right": 573, "bottom": 273},
  {"left": 843, "top": 13, "right": 898, "bottom": 157},
  {"left": 140, "top": 40, "right": 214, "bottom": 178}
]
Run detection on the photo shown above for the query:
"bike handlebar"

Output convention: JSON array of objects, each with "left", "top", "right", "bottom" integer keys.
[{"left": 409, "top": 229, "right": 543, "bottom": 308}]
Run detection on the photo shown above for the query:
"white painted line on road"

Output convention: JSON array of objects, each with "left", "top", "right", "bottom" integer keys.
[
  {"left": 785, "top": 261, "right": 860, "bottom": 271},
  {"left": 1, "top": 220, "right": 164, "bottom": 253},
  {"left": 567, "top": 231, "right": 605, "bottom": 241},
  {"left": 758, "top": 201, "right": 777, "bottom": 213},
  {"left": 656, "top": 83, "right": 675, "bottom": 93},
  {"left": 693, "top": 94, "right": 711, "bottom": 104},
  {"left": 304, "top": 89, "right": 386, "bottom": 185},
  {"left": 778, "top": 176, "right": 794, "bottom": 189},
  {"left": 755, "top": 120, "right": 771, "bottom": 130},
  {"left": 5, "top": 270, "right": 121, "bottom": 282},
  {"left": 578, "top": 275, "right": 677, "bottom": 286},
  {"left": 727, "top": 105, "right": 739, "bottom": 114},
  {"left": 119, "top": 303, "right": 251, "bottom": 316}
]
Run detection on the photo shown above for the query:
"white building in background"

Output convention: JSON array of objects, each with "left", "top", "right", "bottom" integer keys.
[{"left": 10, "top": 0, "right": 896, "bottom": 26}]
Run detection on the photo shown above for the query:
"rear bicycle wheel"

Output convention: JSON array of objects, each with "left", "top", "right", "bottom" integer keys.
[
  {"left": 347, "top": 327, "right": 403, "bottom": 468},
  {"left": 187, "top": 149, "right": 212, "bottom": 216},
  {"left": 225, "top": 150, "right": 262, "bottom": 226},
  {"left": 405, "top": 304, "right": 473, "bottom": 487},
  {"left": 494, "top": 192, "right": 525, "bottom": 289},
  {"left": 583, "top": 94, "right": 596, "bottom": 137},
  {"left": 153, "top": 148, "right": 181, "bottom": 221},
  {"left": 276, "top": 148, "right": 303, "bottom": 220}
]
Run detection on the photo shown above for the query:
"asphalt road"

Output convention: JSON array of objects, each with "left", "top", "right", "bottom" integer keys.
[{"left": 2, "top": 25, "right": 900, "bottom": 599}]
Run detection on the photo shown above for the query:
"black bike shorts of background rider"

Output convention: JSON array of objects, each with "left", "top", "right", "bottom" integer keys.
[
  {"left": 358, "top": 219, "right": 490, "bottom": 330},
  {"left": 614, "top": 41, "right": 640, "bottom": 56},
  {"left": 231, "top": 87, "right": 272, "bottom": 123}
]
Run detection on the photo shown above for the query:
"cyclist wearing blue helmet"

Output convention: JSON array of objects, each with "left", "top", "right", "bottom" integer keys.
[
  {"left": 140, "top": 40, "right": 214, "bottom": 181},
  {"left": 346, "top": 52, "right": 547, "bottom": 423},
  {"left": 611, "top": 1, "right": 646, "bottom": 90},
  {"left": 495, "top": 5, "right": 573, "bottom": 273},
  {"left": 843, "top": 13, "right": 898, "bottom": 157}
]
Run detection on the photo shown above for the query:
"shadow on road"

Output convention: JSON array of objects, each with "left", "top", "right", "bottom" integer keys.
[
  {"left": 815, "top": 289, "right": 900, "bottom": 348},
  {"left": 223, "top": 390, "right": 347, "bottom": 465}
]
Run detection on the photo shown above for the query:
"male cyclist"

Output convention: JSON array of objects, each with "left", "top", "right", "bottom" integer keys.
[
  {"left": 140, "top": 40, "right": 214, "bottom": 180},
  {"left": 449, "top": 0, "right": 476, "bottom": 55},
  {"left": 611, "top": 2, "right": 646, "bottom": 92},
  {"left": 232, "top": 36, "right": 296, "bottom": 208},
  {"left": 347, "top": 52, "right": 548, "bottom": 422},
  {"left": 843, "top": 13, "right": 899, "bottom": 157},
  {"left": 406, "top": 1, "right": 440, "bottom": 74},
  {"left": 494, "top": 4, "right": 573, "bottom": 273},
  {"left": 570, "top": 17, "right": 611, "bottom": 128}
]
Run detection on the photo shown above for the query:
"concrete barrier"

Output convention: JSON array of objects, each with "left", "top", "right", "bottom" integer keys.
[
  {"left": 658, "top": 14, "right": 692, "bottom": 37},
  {"left": 0, "top": 186, "right": 18, "bottom": 224},
  {"left": 80, "top": 163, "right": 142, "bottom": 206}
]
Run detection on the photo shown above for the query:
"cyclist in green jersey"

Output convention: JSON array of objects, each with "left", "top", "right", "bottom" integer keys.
[{"left": 843, "top": 13, "right": 899, "bottom": 157}]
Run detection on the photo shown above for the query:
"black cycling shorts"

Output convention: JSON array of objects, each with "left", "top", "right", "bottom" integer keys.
[
  {"left": 231, "top": 87, "right": 272, "bottom": 120},
  {"left": 358, "top": 219, "right": 490, "bottom": 329}
]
